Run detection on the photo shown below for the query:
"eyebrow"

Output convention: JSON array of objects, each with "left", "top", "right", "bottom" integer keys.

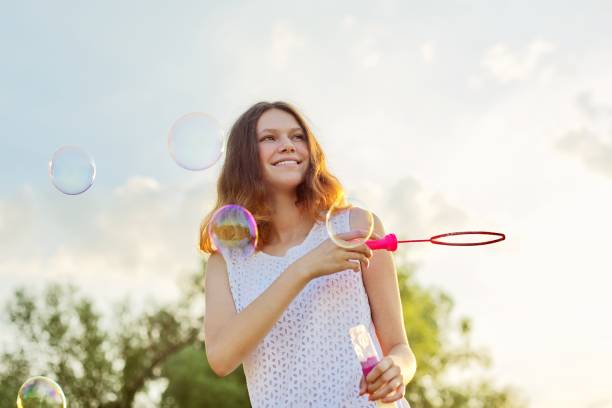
[{"left": 258, "top": 127, "right": 303, "bottom": 134}]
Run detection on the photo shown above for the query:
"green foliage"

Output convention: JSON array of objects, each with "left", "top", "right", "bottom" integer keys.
[
  {"left": 396, "top": 267, "right": 525, "bottom": 407},
  {"left": 160, "top": 345, "right": 250, "bottom": 407},
  {"left": 0, "top": 261, "right": 526, "bottom": 407},
  {"left": 2, "top": 285, "right": 116, "bottom": 406},
  {"left": 0, "top": 351, "right": 30, "bottom": 405},
  {"left": 0, "top": 283, "right": 200, "bottom": 407}
]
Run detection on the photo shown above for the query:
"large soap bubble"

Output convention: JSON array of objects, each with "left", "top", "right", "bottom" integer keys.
[
  {"left": 168, "top": 112, "right": 224, "bottom": 171},
  {"left": 17, "top": 376, "right": 67, "bottom": 408},
  {"left": 48, "top": 146, "right": 96, "bottom": 195},
  {"left": 326, "top": 195, "right": 374, "bottom": 249},
  {"left": 208, "top": 204, "right": 258, "bottom": 257}
]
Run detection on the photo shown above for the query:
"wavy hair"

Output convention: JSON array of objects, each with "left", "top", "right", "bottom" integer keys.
[{"left": 199, "top": 101, "right": 346, "bottom": 253}]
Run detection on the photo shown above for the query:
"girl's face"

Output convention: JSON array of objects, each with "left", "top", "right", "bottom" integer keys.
[{"left": 257, "top": 108, "right": 310, "bottom": 192}]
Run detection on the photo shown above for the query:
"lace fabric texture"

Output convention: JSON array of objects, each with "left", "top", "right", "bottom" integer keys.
[{"left": 223, "top": 210, "right": 408, "bottom": 407}]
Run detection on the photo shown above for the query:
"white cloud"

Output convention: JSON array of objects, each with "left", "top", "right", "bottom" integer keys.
[
  {"left": 268, "top": 21, "right": 306, "bottom": 71},
  {"left": 382, "top": 177, "right": 470, "bottom": 237},
  {"left": 420, "top": 42, "right": 435, "bottom": 64},
  {"left": 465, "top": 74, "right": 484, "bottom": 91},
  {"left": 575, "top": 91, "right": 612, "bottom": 124},
  {"left": 340, "top": 14, "right": 356, "bottom": 30},
  {"left": 346, "top": 23, "right": 389, "bottom": 70},
  {"left": 411, "top": 52, "right": 612, "bottom": 407},
  {"left": 114, "top": 176, "right": 161, "bottom": 195},
  {"left": 0, "top": 177, "right": 216, "bottom": 307},
  {"left": 554, "top": 128, "right": 612, "bottom": 179},
  {"left": 585, "top": 397, "right": 612, "bottom": 408},
  {"left": 339, "top": 175, "right": 472, "bottom": 268},
  {"left": 553, "top": 87, "right": 612, "bottom": 179},
  {"left": 482, "top": 39, "right": 557, "bottom": 83}
]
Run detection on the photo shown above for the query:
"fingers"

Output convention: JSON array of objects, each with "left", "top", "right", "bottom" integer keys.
[
  {"left": 366, "top": 356, "right": 393, "bottom": 384},
  {"left": 323, "top": 232, "right": 375, "bottom": 275},
  {"left": 368, "top": 363, "right": 400, "bottom": 393},
  {"left": 342, "top": 242, "right": 373, "bottom": 259},
  {"left": 350, "top": 244, "right": 373, "bottom": 258},
  {"left": 344, "top": 260, "right": 361, "bottom": 272},
  {"left": 380, "top": 385, "right": 405, "bottom": 403},
  {"left": 343, "top": 254, "right": 369, "bottom": 272},
  {"left": 359, "top": 373, "right": 404, "bottom": 403},
  {"left": 368, "top": 374, "right": 403, "bottom": 401},
  {"left": 364, "top": 357, "right": 407, "bottom": 401},
  {"left": 337, "top": 244, "right": 373, "bottom": 271},
  {"left": 335, "top": 229, "right": 371, "bottom": 241},
  {"left": 368, "top": 230, "right": 382, "bottom": 240},
  {"left": 358, "top": 375, "right": 367, "bottom": 396},
  {"left": 329, "top": 230, "right": 374, "bottom": 257},
  {"left": 351, "top": 228, "right": 380, "bottom": 242}
]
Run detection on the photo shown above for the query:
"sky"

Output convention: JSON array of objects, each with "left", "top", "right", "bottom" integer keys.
[{"left": 2, "top": 1, "right": 612, "bottom": 406}]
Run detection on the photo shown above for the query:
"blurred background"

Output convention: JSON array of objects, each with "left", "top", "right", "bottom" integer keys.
[{"left": 1, "top": 1, "right": 611, "bottom": 407}]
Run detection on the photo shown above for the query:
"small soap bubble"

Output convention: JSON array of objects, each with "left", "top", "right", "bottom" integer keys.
[
  {"left": 208, "top": 204, "right": 258, "bottom": 257},
  {"left": 17, "top": 376, "right": 66, "bottom": 408},
  {"left": 48, "top": 146, "right": 96, "bottom": 195},
  {"left": 168, "top": 112, "right": 224, "bottom": 171},
  {"left": 326, "top": 194, "right": 374, "bottom": 249}
]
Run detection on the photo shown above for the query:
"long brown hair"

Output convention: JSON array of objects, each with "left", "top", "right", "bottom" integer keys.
[{"left": 199, "top": 101, "right": 346, "bottom": 253}]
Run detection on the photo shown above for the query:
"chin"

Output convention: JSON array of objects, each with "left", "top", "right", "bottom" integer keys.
[{"left": 266, "top": 175, "right": 306, "bottom": 191}]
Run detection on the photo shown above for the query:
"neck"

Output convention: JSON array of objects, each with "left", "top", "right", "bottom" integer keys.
[{"left": 267, "top": 190, "right": 314, "bottom": 245}]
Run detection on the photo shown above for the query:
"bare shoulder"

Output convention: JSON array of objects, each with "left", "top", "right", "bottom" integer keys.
[
  {"left": 349, "top": 207, "right": 385, "bottom": 237},
  {"left": 206, "top": 251, "right": 227, "bottom": 275},
  {"left": 204, "top": 251, "right": 234, "bottom": 298}
]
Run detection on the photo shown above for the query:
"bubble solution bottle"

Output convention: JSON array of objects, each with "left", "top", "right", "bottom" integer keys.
[{"left": 349, "top": 324, "right": 399, "bottom": 408}]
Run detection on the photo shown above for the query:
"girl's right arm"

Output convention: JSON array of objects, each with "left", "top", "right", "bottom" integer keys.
[
  {"left": 204, "top": 231, "right": 372, "bottom": 377},
  {"left": 203, "top": 252, "right": 311, "bottom": 377}
]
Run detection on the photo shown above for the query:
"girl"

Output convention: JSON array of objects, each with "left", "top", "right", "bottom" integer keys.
[{"left": 200, "top": 101, "right": 416, "bottom": 407}]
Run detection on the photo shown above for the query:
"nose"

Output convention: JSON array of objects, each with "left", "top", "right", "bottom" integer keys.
[{"left": 279, "top": 136, "right": 296, "bottom": 153}]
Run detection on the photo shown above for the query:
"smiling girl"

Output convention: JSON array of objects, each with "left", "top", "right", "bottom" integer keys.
[{"left": 200, "top": 101, "right": 416, "bottom": 407}]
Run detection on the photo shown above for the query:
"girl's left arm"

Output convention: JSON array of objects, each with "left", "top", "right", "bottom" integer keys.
[{"left": 353, "top": 211, "right": 417, "bottom": 402}]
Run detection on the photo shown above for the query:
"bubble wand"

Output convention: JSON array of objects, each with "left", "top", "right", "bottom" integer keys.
[{"left": 366, "top": 231, "right": 505, "bottom": 251}]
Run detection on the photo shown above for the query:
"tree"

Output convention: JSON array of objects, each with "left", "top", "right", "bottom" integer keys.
[
  {"left": 160, "top": 345, "right": 249, "bottom": 407},
  {"left": 0, "top": 261, "right": 526, "bottom": 407},
  {"left": 0, "top": 281, "right": 200, "bottom": 407},
  {"left": 396, "top": 266, "right": 525, "bottom": 407}
]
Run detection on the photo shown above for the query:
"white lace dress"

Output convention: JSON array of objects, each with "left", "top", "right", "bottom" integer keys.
[{"left": 223, "top": 210, "right": 409, "bottom": 407}]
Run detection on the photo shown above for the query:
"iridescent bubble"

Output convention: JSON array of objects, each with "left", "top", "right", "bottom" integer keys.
[
  {"left": 208, "top": 204, "right": 258, "bottom": 256},
  {"left": 326, "top": 194, "right": 374, "bottom": 249},
  {"left": 17, "top": 376, "right": 66, "bottom": 408},
  {"left": 48, "top": 146, "right": 96, "bottom": 195},
  {"left": 168, "top": 112, "right": 224, "bottom": 171}
]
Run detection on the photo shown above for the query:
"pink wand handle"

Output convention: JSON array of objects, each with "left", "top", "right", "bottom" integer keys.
[{"left": 366, "top": 233, "right": 398, "bottom": 252}]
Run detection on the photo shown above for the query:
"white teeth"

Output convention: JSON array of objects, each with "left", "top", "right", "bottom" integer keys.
[{"left": 274, "top": 160, "right": 298, "bottom": 166}]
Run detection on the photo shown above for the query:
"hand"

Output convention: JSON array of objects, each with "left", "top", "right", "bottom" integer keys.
[
  {"left": 359, "top": 230, "right": 382, "bottom": 273},
  {"left": 359, "top": 356, "right": 406, "bottom": 403},
  {"left": 292, "top": 230, "right": 373, "bottom": 280}
]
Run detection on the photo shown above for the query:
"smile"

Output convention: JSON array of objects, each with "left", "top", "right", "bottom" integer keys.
[{"left": 273, "top": 160, "right": 301, "bottom": 167}]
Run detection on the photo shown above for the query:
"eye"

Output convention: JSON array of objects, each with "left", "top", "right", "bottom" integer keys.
[
  {"left": 292, "top": 134, "right": 305, "bottom": 141},
  {"left": 260, "top": 135, "right": 275, "bottom": 142}
]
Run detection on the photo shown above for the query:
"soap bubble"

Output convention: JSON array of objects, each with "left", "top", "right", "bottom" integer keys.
[
  {"left": 326, "top": 195, "right": 374, "bottom": 249},
  {"left": 17, "top": 376, "right": 66, "bottom": 408},
  {"left": 168, "top": 112, "right": 224, "bottom": 171},
  {"left": 48, "top": 146, "right": 96, "bottom": 195},
  {"left": 208, "top": 204, "right": 258, "bottom": 257}
]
